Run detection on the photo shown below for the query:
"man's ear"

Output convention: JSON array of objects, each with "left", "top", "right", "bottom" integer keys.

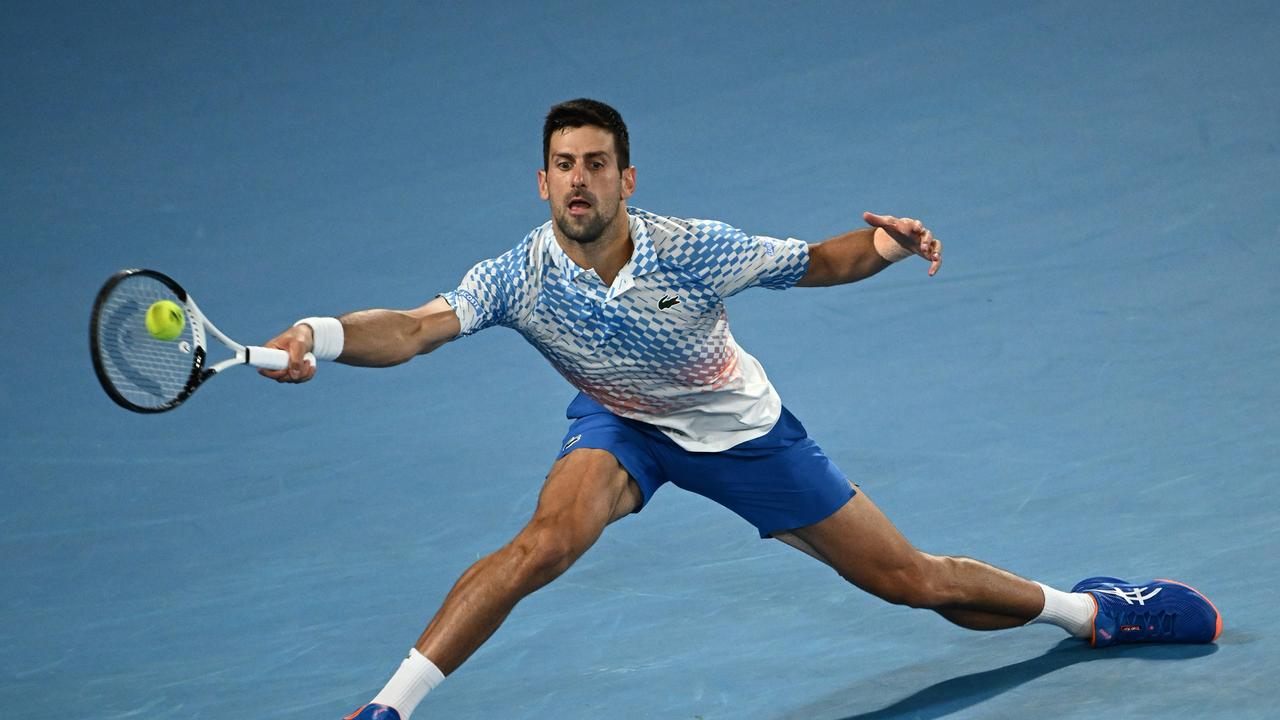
[
  {"left": 537, "top": 168, "right": 549, "bottom": 200},
  {"left": 621, "top": 166, "right": 636, "bottom": 199}
]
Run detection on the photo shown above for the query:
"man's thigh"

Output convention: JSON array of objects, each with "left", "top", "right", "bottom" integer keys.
[
  {"left": 555, "top": 407, "right": 670, "bottom": 517},
  {"left": 541, "top": 448, "right": 644, "bottom": 527},
  {"left": 781, "top": 489, "right": 927, "bottom": 594}
]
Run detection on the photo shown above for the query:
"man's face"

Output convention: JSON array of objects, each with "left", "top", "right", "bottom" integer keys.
[{"left": 538, "top": 125, "right": 635, "bottom": 244}]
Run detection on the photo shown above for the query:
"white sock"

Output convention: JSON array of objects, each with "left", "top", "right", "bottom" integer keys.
[
  {"left": 369, "top": 648, "right": 445, "bottom": 719},
  {"left": 1028, "top": 582, "right": 1095, "bottom": 639}
]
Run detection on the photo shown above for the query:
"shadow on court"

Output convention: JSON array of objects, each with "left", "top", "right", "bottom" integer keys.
[{"left": 780, "top": 640, "right": 1219, "bottom": 720}]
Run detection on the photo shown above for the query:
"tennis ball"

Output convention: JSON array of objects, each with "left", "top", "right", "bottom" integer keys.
[{"left": 145, "top": 299, "right": 186, "bottom": 341}]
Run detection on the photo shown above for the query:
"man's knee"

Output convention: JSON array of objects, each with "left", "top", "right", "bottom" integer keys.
[
  {"left": 855, "top": 553, "right": 956, "bottom": 609},
  {"left": 504, "top": 518, "right": 588, "bottom": 590},
  {"left": 506, "top": 491, "right": 611, "bottom": 589},
  {"left": 496, "top": 447, "right": 636, "bottom": 593}
]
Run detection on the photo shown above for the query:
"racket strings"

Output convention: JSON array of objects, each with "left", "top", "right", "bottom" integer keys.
[{"left": 94, "top": 275, "right": 199, "bottom": 410}]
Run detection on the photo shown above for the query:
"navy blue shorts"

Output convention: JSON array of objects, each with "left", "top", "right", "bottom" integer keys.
[{"left": 556, "top": 393, "right": 854, "bottom": 537}]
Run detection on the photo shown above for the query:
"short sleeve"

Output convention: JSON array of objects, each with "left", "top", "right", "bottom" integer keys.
[
  {"left": 440, "top": 244, "right": 529, "bottom": 336},
  {"left": 676, "top": 219, "right": 810, "bottom": 298}
]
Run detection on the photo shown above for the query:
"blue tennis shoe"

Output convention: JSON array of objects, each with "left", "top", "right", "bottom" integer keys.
[
  {"left": 344, "top": 704, "right": 401, "bottom": 720},
  {"left": 1072, "top": 576, "right": 1222, "bottom": 647}
]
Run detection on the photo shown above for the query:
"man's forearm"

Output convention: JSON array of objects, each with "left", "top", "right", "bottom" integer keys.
[
  {"left": 796, "top": 228, "right": 893, "bottom": 287},
  {"left": 336, "top": 307, "right": 456, "bottom": 367}
]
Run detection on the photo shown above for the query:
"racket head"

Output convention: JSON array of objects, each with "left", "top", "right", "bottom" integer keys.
[{"left": 89, "top": 269, "right": 209, "bottom": 413}]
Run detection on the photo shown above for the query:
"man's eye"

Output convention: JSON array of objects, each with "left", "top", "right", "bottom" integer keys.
[
  {"left": 558, "top": 162, "right": 571, "bottom": 170},
  {"left": 591, "top": 161, "right": 604, "bottom": 170}
]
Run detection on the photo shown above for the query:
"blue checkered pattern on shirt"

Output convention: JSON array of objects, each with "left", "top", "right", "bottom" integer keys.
[{"left": 441, "top": 207, "right": 809, "bottom": 450}]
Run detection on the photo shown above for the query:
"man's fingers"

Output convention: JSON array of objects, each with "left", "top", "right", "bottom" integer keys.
[
  {"left": 261, "top": 367, "right": 314, "bottom": 384},
  {"left": 863, "top": 211, "right": 897, "bottom": 228},
  {"left": 258, "top": 345, "right": 316, "bottom": 383},
  {"left": 259, "top": 367, "right": 295, "bottom": 383},
  {"left": 255, "top": 324, "right": 318, "bottom": 383},
  {"left": 867, "top": 211, "right": 942, "bottom": 274},
  {"left": 285, "top": 350, "right": 317, "bottom": 382},
  {"left": 266, "top": 336, "right": 316, "bottom": 382},
  {"left": 866, "top": 212, "right": 924, "bottom": 238},
  {"left": 298, "top": 355, "right": 317, "bottom": 381},
  {"left": 290, "top": 362, "right": 315, "bottom": 382}
]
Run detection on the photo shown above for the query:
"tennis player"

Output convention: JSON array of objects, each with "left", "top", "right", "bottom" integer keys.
[{"left": 261, "top": 99, "right": 1221, "bottom": 720}]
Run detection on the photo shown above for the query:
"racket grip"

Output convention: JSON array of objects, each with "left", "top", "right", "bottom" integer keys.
[{"left": 245, "top": 346, "right": 318, "bottom": 371}]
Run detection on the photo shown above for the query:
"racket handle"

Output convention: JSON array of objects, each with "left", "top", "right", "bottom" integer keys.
[{"left": 245, "top": 346, "right": 318, "bottom": 371}]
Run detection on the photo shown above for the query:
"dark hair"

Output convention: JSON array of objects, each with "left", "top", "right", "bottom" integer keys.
[{"left": 543, "top": 98, "right": 630, "bottom": 171}]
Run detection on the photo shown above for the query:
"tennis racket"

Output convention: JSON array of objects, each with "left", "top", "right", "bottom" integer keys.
[{"left": 90, "top": 268, "right": 314, "bottom": 413}]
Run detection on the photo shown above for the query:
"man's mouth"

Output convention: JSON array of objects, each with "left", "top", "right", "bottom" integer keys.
[{"left": 567, "top": 197, "right": 592, "bottom": 216}]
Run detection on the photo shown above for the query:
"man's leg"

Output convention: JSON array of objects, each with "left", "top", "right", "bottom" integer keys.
[
  {"left": 775, "top": 488, "right": 1057, "bottom": 630},
  {"left": 774, "top": 487, "right": 1222, "bottom": 646},
  {"left": 352, "top": 448, "right": 641, "bottom": 719},
  {"left": 416, "top": 447, "right": 641, "bottom": 669}
]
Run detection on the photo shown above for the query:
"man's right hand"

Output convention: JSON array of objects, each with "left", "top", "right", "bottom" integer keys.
[{"left": 259, "top": 324, "right": 317, "bottom": 383}]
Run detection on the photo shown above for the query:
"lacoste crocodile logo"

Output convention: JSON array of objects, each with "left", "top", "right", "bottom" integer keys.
[{"left": 658, "top": 294, "right": 681, "bottom": 310}]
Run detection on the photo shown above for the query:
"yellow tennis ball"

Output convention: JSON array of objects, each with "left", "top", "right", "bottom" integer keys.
[{"left": 145, "top": 299, "right": 186, "bottom": 341}]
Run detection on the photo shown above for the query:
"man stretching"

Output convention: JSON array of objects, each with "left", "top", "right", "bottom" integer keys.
[{"left": 262, "top": 98, "right": 1221, "bottom": 719}]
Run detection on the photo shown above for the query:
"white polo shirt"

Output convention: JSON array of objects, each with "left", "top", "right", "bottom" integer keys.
[{"left": 442, "top": 207, "right": 810, "bottom": 452}]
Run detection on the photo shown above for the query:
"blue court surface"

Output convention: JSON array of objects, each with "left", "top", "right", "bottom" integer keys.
[{"left": 3, "top": 2, "right": 1277, "bottom": 718}]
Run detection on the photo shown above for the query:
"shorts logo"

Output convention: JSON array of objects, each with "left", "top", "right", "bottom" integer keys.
[
  {"left": 658, "top": 294, "right": 681, "bottom": 310},
  {"left": 562, "top": 434, "right": 582, "bottom": 451}
]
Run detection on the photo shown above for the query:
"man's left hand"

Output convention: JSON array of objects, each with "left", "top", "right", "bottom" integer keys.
[{"left": 863, "top": 211, "right": 943, "bottom": 276}]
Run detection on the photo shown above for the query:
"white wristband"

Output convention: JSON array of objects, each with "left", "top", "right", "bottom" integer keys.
[
  {"left": 872, "top": 228, "right": 915, "bottom": 263},
  {"left": 293, "top": 316, "right": 344, "bottom": 361}
]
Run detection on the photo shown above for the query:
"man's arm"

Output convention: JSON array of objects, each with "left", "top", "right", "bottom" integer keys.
[
  {"left": 259, "top": 296, "right": 461, "bottom": 383},
  {"left": 796, "top": 212, "right": 942, "bottom": 287}
]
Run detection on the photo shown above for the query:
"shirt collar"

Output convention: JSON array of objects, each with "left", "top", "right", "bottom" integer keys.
[
  {"left": 544, "top": 224, "right": 585, "bottom": 280},
  {"left": 626, "top": 208, "right": 660, "bottom": 278},
  {"left": 544, "top": 207, "right": 660, "bottom": 282}
]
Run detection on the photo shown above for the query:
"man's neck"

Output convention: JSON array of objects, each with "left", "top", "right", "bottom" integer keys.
[{"left": 554, "top": 205, "right": 633, "bottom": 287}]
